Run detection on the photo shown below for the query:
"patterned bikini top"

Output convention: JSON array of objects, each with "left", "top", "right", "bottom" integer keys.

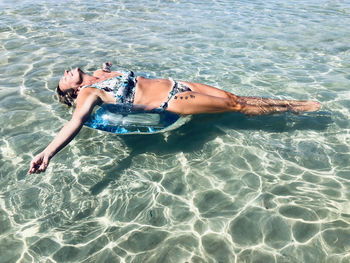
[{"left": 81, "top": 71, "right": 137, "bottom": 104}]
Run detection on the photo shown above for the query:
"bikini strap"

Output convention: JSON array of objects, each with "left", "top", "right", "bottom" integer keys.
[{"left": 159, "top": 78, "right": 178, "bottom": 110}]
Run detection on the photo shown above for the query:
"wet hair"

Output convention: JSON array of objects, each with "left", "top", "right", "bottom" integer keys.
[{"left": 55, "top": 84, "right": 77, "bottom": 107}]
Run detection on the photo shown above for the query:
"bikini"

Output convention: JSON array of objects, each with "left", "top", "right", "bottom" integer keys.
[
  {"left": 81, "top": 71, "right": 137, "bottom": 105},
  {"left": 81, "top": 71, "right": 192, "bottom": 110},
  {"left": 159, "top": 78, "right": 192, "bottom": 110}
]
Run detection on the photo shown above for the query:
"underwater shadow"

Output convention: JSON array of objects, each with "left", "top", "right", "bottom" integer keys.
[{"left": 90, "top": 111, "right": 332, "bottom": 195}]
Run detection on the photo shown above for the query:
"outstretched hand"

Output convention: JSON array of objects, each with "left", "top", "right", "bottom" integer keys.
[
  {"left": 102, "top": 62, "right": 112, "bottom": 72},
  {"left": 28, "top": 151, "right": 51, "bottom": 174}
]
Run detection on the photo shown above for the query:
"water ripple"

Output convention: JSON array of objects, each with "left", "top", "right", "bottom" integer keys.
[{"left": 1, "top": 0, "right": 350, "bottom": 262}]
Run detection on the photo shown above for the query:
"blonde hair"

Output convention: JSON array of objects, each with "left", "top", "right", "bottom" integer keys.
[{"left": 55, "top": 85, "right": 77, "bottom": 107}]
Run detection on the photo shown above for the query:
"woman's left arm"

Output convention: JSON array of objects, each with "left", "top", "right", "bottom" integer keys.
[
  {"left": 93, "top": 62, "right": 122, "bottom": 79},
  {"left": 28, "top": 90, "right": 100, "bottom": 174}
]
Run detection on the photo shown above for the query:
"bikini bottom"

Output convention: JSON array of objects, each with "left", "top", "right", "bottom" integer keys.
[{"left": 159, "top": 79, "right": 192, "bottom": 110}]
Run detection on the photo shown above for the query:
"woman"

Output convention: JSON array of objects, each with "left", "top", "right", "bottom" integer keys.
[{"left": 28, "top": 63, "right": 321, "bottom": 174}]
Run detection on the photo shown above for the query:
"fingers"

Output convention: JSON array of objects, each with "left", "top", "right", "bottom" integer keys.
[
  {"left": 28, "top": 157, "right": 40, "bottom": 174},
  {"left": 28, "top": 164, "right": 41, "bottom": 175},
  {"left": 102, "top": 62, "right": 112, "bottom": 72},
  {"left": 28, "top": 163, "right": 46, "bottom": 174},
  {"left": 28, "top": 153, "right": 50, "bottom": 175},
  {"left": 38, "top": 156, "right": 49, "bottom": 173}
]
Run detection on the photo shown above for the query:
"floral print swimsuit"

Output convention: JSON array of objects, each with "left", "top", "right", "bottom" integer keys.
[{"left": 81, "top": 71, "right": 137, "bottom": 105}]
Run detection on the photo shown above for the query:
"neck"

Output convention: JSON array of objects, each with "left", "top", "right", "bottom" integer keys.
[{"left": 79, "top": 73, "right": 99, "bottom": 87}]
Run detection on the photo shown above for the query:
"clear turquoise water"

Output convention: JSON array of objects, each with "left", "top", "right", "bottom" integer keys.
[{"left": 1, "top": 0, "right": 350, "bottom": 262}]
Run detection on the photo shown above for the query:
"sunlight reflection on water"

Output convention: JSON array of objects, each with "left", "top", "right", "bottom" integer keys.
[{"left": 0, "top": 0, "right": 349, "bottom": 262}]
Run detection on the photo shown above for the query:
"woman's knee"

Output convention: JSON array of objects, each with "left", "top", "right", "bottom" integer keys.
[{"left": 225, "top": 94, "right": 243, "bottom": 112}]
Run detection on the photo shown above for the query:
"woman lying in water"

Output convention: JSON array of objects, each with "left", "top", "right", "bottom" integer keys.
[{"left": 28, "top": 62, "right": 321, "bottom": 174}]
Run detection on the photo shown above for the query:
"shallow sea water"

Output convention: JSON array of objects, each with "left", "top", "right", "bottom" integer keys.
[{"left": 1, "top": 0, "right": 350, "bottom": 262}]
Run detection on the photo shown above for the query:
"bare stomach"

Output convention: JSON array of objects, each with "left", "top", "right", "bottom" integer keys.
[{"left": 133, "top": 77, "right": 173, "bottom": 109}]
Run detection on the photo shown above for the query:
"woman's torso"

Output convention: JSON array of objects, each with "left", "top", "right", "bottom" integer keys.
[
  {"left": 82, "top": 71, "right": 175, "bottom": 110},
  {"left": 81, "top": 71, "right": 137, "bottom": 105}
]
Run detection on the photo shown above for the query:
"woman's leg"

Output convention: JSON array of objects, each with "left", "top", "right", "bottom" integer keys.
[
  {"left": 235, "top": 96, "right": 321, "bottom": 115},
  {"left": 166, "top": 90, "right": 320, "bottom": 115},
  {"left": 166, "top": 91, "right": 241, "bottom": 115},
  {"left": 180, "top": 81, "right": 239, "bottom": 99},
  {"left": 173, "top": 81, "right": 321, "bottom": 115}
]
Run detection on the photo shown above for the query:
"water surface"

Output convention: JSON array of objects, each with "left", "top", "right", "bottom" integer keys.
[{"left": 0, "top": 0, "right": 350, "bottom": 262}]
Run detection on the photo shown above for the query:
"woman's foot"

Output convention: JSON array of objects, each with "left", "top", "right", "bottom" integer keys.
[{"left": 290, "top": 101, "right": 321, "bottom": 113}]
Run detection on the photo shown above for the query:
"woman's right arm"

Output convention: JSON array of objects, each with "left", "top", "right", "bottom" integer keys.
[{"left": 28, "top": 89, "right": 100, "bottom": 174}]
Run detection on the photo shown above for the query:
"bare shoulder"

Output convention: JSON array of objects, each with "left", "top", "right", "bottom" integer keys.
[
  {"left": 76, "top": 87, "right": 101, "bottom": 105},
  {"left": 79, "top": 86, "right": 98, "bottom": 95},
  {"left": 72, "top": 89, "right": 101, "bottom": 122}
]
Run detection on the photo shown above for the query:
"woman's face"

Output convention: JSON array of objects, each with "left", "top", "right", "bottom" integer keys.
[{"left": 58, "top": 67, "right": 83, "bottom": 93}]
